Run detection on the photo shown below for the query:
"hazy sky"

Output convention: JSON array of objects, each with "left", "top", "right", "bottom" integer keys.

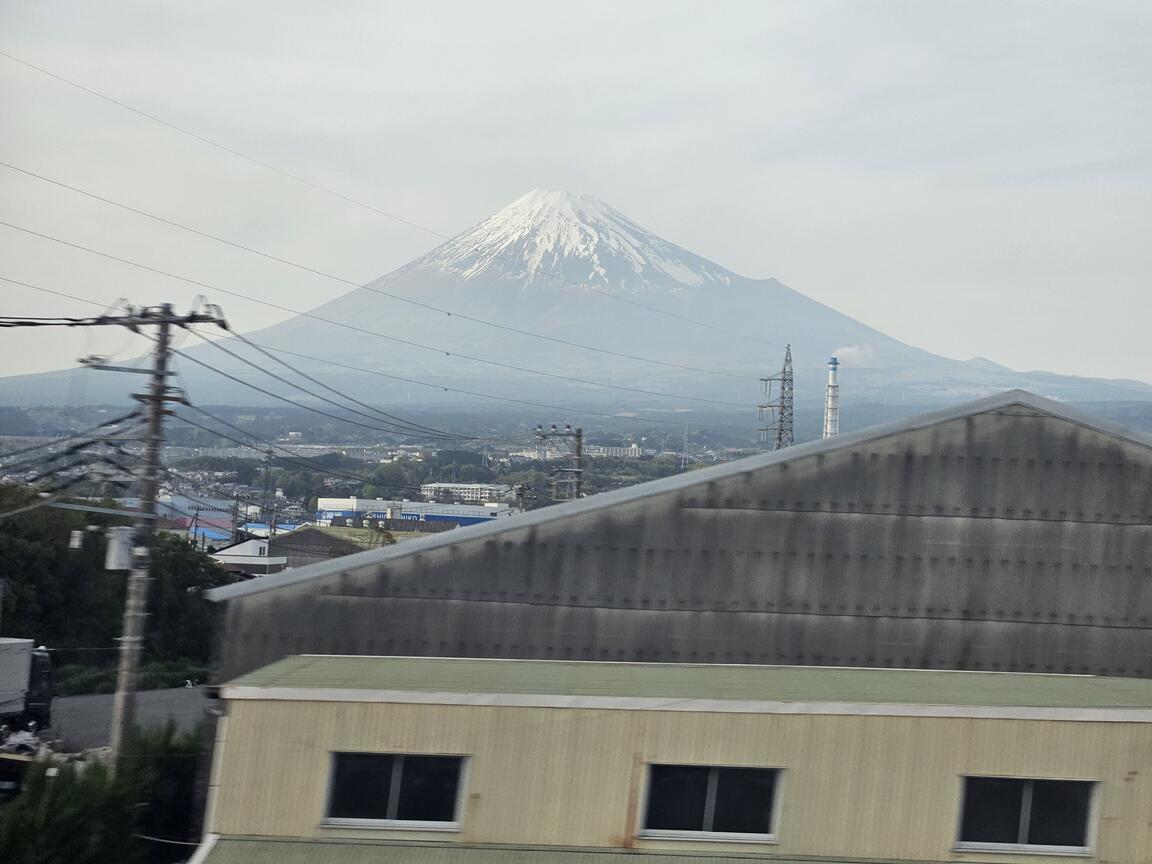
[{"left": 1, "top": 0, "right": 1149, "bottom": 382}]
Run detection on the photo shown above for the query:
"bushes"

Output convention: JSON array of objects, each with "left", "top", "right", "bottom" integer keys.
[
  {"left": 53, "top": 665, "right": 118, "bottom": 696},
  {"left": 0, "top": 722, "right": 203, "bottom": 864},
  {"left": 54, "top": 660, "right": 212, "bottom": 696},
  {"left": 138, "top": 660, "right": 210, "bottom": 691}
]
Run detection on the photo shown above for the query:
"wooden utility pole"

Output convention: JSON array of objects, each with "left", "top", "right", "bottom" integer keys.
[
  {"left": 107, "top": 306, "right": 173, "bottom": 761},
  {"left": 0, "top": 302, "right": 227, "bottom": 762},
  {"left": 92, "top": 303, "right": 226, "bottom": 764}
]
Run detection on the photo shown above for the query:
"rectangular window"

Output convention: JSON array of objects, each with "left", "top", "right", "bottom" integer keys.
[
  {"left": 643, "top": 764, "right": 778, "bottom": 839},
  {"left": 325, "top": 753, "right": 463, "bottom": 827},
  {"left": 959, "top": 777, "right": 1093, "bottom": 851}
]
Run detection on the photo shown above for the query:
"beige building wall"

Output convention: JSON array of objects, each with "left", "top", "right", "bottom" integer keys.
[{"left": 208, "top": 698, "right": 1152, "bottom": 862}]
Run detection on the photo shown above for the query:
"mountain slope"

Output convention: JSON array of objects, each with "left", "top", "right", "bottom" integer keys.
[{"left": 1, "top": 189, "right": 1149, "bottom": 411}]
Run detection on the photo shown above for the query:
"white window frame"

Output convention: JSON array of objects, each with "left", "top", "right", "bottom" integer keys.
[
  {"left": 954, "top": 774, "right": 1097, "bottom": 856},
  {"left": 320, "top": 751, "right": 468, "bottom": 832},
  {"left": 637, "top": 762, "right": 782, "bottom": 844}
]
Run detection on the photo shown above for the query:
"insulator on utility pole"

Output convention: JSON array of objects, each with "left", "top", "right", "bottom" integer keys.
[{"left": 104, "top": 526, "right": 134, "bottom": 570}]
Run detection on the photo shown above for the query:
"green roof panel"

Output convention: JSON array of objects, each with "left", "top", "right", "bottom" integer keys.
[{"left": 224, "top": 655, "right": 1152, "bottom": 709}]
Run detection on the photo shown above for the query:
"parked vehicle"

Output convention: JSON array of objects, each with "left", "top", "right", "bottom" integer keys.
[{"left": 0, "top": 638, "right": 52, "bottom": 732}]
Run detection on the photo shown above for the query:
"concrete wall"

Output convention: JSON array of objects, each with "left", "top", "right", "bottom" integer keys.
[
  {"left": 216, "top": 404, "right": 1152, "bottom": 680},
  {"left": 207, "top": 696, "right": 1152, "bottom": 861}
]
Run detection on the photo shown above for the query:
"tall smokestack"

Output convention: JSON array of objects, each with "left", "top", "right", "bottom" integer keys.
[{"left": 822, "top": 356, "right": 840, "bottom": 439}]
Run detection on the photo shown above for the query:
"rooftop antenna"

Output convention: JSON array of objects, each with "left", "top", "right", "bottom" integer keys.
[
  {"left": 822, "top": 356, "right": 840, "bottom": 439},
  {"left": 758, "top": 345, "right": 794, "bottom": 450}
]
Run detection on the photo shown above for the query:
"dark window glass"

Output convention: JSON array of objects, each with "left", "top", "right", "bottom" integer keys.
[
  {"left": 960, "top": 777, "right": 1092, "bottom": 847},
  {"left": 396, "top": 756, "right": 463, "bottom": 822},
  {"left": 328, "top": 753, "right": 393, "bottom": 820},
  {"left": 960, "top": 778, "right": 1026, "bottom": 843},
  {"left": 1028, "top": 781, "right": 1091, "bottom": 846},
  {"left": 645, "top": 765, "right": 709, "bottom": 830},
  {"left": 327, "top": 753, "right": 463, "bottom": 822},
  {"left": 644, "top": 765, "right": 777, "bottom": 834},
  {"left": 712, "top": 768, "right": 776, "bottom": 834}
]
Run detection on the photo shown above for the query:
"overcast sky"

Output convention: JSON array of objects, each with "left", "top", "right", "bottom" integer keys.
[{"left": 1, "top": 0, "right": 1149, "bottom": 383}]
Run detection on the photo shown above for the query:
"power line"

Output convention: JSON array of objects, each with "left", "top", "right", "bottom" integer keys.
[
  {"left": 0, "top": 50, "right": 778, "bottom": 348},
  {"left": 218, "top": 327, "right": 483, "bottom": 438},
  {"left": 1, "top": 274, "right": 757, "bottom": 436},
  {"left": 0, "top": 463, "right": 137, "bottom": 521},
  {"left": 0, "top": 410, "right": 141, "bottom": 462},
  {"left": 0, "top": 428, "right": 145, "bottom": 476},
  {"left": 172, "top": 409, "right": 427, "bottom": 496},
  {"left": 0, "top": 275, "right": 506, "bottom": 442},
  {"left": 185, "top": 327, "right": 475, "bottom": 440},
  {"left": 243, "top": 340, "right": 756, "bottom": 433},
  {"left": 0, "top": 221, "right": 749, "bottom": 409},
  {"left": 0, "top": 160, "right": 758, "bottom": 382},
  {"left": 169, "top": 337, "right": 473, "bottom": 441},
  {"left": 0, "top": 274, "right": 119, "bottom": 308},
  {"left": 159, "top": 465, "right": 264, "bottom": 506}
]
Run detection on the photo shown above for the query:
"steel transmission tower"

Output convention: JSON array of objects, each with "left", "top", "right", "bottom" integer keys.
[
  {"left": 758, "top": 345, "right": 794, "bottom": 450},
  {"left": 535, "top": 424, "right": 584, "bottom": 501}
]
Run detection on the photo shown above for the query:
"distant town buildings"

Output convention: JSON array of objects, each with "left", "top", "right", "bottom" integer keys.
[
  {"left": 210, "top": 538, "right": 287, "bottom": 577},
  {"left": 584, "top": 442, "right": 652, "bottom": 458},
  {"left": 418, "top": 482, "right": 513, "bottom": 504},
  {"left": 509, "top": 443, "right": 655, "bottom": 461},
  {"left": 316, "top": 496, "right": 517, "bottom": 527}
]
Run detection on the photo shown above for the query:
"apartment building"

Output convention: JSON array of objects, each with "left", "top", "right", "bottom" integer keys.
[
  {"left": 192, "top": 655, "right": 1152, "bottom": 862},
  {"left": 418, "top": 482, "right": 513, "bottom": 504}
]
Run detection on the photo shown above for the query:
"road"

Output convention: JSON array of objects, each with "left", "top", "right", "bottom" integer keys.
[{"left": 51, "top": 687, "right": 210, "bottom": 750}]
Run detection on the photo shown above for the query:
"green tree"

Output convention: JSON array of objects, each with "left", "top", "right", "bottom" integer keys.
[
  {"left": 145, "top": 534, "right": 231, "bottom": 663},
  {"left": 0, "top": 723, "right": 203, "bottom": 864},
  {"left": 0, "top": 487, "right": 229, "bottom": 673},
  {"left": 0, "top": 760, "right": 139, "bottom": 864}
]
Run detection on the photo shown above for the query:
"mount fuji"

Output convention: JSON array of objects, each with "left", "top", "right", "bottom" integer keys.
[{"left": 3, "top": 189, "right": 1151, "bottom": 414}]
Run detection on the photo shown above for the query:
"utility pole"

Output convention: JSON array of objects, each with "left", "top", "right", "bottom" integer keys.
[
  {"left": 535, "top": 424, "right": 584, "bottom": 501},
  {"left": 262, "top": 447, "right": 273, "bottom": 527},
  {"left": 3, "top": 303, "right": 226, "bottom": 762},
  {"left": 107, "top": 305, "right": 172, "bottom": 762},
  {"left": 81, "top": 302, "right": 227, "bottom": 764},
  {"left": 573, "top": 426, "right": 583, "bottom": 500},
  {"left": 758, "top": 344, "right": 794, "bottom": 450}
]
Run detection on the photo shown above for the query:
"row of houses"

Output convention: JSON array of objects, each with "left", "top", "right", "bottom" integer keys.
[{"left": 185, "top": 391, "right": 1152, "bottom": 862}]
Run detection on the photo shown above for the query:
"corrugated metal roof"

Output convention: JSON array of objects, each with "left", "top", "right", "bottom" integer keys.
[
  {"left": 200, "top": 836, "right": 873, "bottom": 863},
  {"left": 224, "top": 655, "right": 1152, "bottom": 708},
  {"left": 205, "top": 390, "right": 1152, "bottom": 604}
]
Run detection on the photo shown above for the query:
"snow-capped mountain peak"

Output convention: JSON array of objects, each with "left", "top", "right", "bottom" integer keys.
[{"left": 415, "top": 188, "right": 734, "bottom": 294}]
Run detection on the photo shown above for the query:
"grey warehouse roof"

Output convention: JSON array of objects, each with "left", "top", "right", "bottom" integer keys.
[{"left": 206, "top": 390, "right": 1152, "bottom": 604}]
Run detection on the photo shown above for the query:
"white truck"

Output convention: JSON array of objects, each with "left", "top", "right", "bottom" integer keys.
[{"left": 0, "top": 638, "right": 52, "bottom": 731}]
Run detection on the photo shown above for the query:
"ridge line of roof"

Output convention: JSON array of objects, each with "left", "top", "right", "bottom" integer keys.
[
  {"left": 286, "top": 654, "right": 1098, "bottom": 679},
  {"left": 206, "top": 390, "right": 1152, "bottom": 603}
]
